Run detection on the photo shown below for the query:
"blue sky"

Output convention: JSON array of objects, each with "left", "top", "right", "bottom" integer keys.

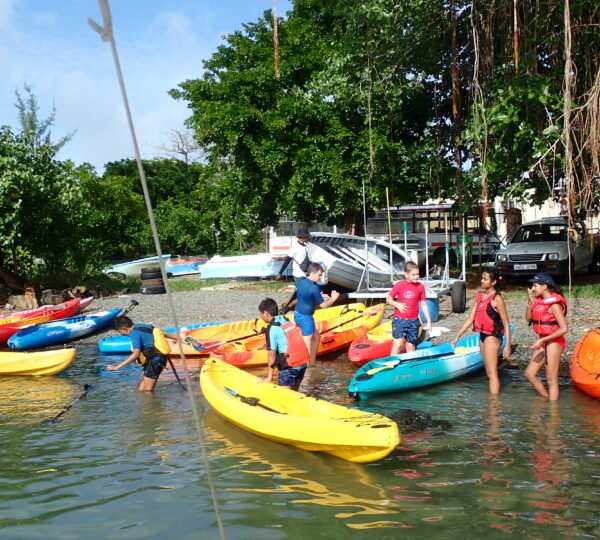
[{"left": 0, "top": 0, "right": 292, "bottom": 172}]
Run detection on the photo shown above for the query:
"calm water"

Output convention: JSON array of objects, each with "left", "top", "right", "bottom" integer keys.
[{"left": 1, "top": 345, "right": 599, "bottom": 539}]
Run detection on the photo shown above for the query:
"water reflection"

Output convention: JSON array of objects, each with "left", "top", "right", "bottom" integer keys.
[
  {"left": 527, "top": 400, "right": 574, "bottom": 527},
  {"left": 0, "top": 376, "right": 79, "bottom": 425},
  {"left": 203, "top": 411, "right": 409, "bottom": 530}
]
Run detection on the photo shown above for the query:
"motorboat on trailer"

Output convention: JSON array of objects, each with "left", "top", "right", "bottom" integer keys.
[{"left": 308, "top": 232, "right": 431, "bottom": 287}]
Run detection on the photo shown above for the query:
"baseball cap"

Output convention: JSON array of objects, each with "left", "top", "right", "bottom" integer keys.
[
  {"left": 296, "top": 227, "right": 311, "bottom": 238},
  {"left": 528, "top": 273, "right": 556, "bottom": 287}
]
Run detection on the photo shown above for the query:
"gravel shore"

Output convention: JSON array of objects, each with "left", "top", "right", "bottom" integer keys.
[{"left": 83, "top": 281, "right": 599, "bottom": 372}]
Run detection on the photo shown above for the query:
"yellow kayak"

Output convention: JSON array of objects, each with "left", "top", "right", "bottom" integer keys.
[
  {"left": 0, "top": 348, "right": 76, "bottom": 376},
  {"left": 200, "top": 358, "right": 400, "bottom": 463}
]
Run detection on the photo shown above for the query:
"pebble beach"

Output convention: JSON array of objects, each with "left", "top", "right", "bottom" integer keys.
[{"left": 82, "top": 280, "right": 600, "bottom": 373}]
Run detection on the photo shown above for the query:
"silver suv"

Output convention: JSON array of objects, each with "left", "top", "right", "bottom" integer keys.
[{"left": 494, "top": 217, "right": 598, "bottom": 281}]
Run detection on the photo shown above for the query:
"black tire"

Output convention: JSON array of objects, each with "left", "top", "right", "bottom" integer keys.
[
  {"left": 141, "top": 285, "right": 166, "bottom": 295},
  {"left": 451, "top": 280, "right": 467, "bottom": 313},
  {"left": 140, "top": 270, "right": 162, "bottom": 280},
  {"left": 561, "top": 257, "right": 575, "bottom": 283},
  {"left": 589, "top": 249, "right": 600, "bottom": 274},
  {"left": 141, "top": 278, "right": 164, "bottom": 287}
]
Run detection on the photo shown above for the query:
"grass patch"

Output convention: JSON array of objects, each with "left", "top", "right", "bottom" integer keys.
[
  {"left": 503, "top": 283, "right": 600, "bottom": 299},
  {"left": 167, "top": 278, "right": 220, "bottom": 292}
]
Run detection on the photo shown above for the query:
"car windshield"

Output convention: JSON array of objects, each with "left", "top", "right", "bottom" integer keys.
[{"left": 511, "top": 224, "right": 567, "bottom": 243}]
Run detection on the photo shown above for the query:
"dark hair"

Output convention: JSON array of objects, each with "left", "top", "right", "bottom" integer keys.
[
  {"left": 482, "top": 267, "right": 505, "bottom": 291},
  {"left": 548, "top": 283, "right": 563, "bottom": 295},
  {"left": 115, "top": 315, "right": 134, "bottom": 330},
  {"left": 404, "top": 261, "right": 419, "bottom": 272},
  {"left": 306, "top": 262, "right": 323, "bottom": 275},
  {"left": 258, "top": 297, "right": 279, "bottom": 317}
]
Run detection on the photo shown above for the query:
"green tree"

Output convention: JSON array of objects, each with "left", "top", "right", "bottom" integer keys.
[
  {"left": 0, "top": 126, "right": 85, "bottom": 290},
  {"left": 15, "top": 84, "right": 75, "bottom": 151}
]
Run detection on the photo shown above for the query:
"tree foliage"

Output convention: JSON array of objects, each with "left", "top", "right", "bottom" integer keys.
[
  {"left": 0, "top": 126, "right": 85, "bottom": 285},
  {"left": 171, "top": 0, "right": 599, "bottom": 233}
]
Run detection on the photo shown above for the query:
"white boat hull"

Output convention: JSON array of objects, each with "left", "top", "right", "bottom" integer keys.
[
  {"left": 105, "top": 255, "right": 171, "bottom": 278},
  {"left": 200, "top": 253, "right": 292, "bottom": 279}
]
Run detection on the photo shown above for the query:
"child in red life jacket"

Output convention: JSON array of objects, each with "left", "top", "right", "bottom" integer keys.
[
  {"left": 524, "top": 273, "right": 568, "bottom": 401},
  {"left": 451, "top": 268, "right": 512, "bottom": 394}
]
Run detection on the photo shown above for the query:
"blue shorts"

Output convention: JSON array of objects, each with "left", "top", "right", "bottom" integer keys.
[
  {"left": 143, "top": 355, "right": 167, "bottom": 380},
  {"left": 294, "top": 312, "right": 316, "bottom": 337},
  {"left": 279, "top": 365, "right": 307, "bottom": 387},
  {"left": 392, "top": 318, "right": 421, "bottom": 346}
]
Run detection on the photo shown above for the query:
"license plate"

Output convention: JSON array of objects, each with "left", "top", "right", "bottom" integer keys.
[{"left": 514, "top": 264, "right": 537, "bottom": 270}]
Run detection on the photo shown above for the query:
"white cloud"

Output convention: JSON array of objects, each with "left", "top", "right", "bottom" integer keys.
[{"left": 0, "top": 1, "right": 293, "bottom": 172}]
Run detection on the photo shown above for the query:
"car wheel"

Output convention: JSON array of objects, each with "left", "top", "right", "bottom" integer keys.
[{"left": 589, "top": 250, "right": 600, "bottom": 274}]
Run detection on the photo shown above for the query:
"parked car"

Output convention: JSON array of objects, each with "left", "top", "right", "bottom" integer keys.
[{"left": 494, "top": 217, "right": 599, "bottom": 281}]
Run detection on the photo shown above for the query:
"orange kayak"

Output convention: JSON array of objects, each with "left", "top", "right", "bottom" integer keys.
[
  {"left": 570, "top": 328, "right": 600, "bottom": 399},
  {"left": 182, "top": 303, "right": 372, "bottom": 358},
  {"left": 210, "top": 304, "right": 385, "bottom": 367}
]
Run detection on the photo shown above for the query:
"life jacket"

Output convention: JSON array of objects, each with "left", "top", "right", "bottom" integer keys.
[
  {"left": 265, "top": 315, "right": 309, "bottom": 370},
  {"left": 266, "top": 317, "right": 291, "bottom": 371},
  {"left": 473, "top": 292, "right": 504, "bottom": 337},
  {"left": 135, "top": 325, "right": 171, "bottom": 366},
  {"left": 530, "top": 294, "right": 567, "bottom": 336}
]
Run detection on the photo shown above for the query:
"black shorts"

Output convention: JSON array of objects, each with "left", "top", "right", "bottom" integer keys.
[{"left": 143, "top": 355, "right": 167, "bottom": 380}]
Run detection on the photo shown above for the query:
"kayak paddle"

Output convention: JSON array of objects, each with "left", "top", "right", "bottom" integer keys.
[
  {"left": 224, "top": 386, "right": 286, "bottom": 414},
  {"left": 42, "top": 384, "right": 92, "bottom": 424}
]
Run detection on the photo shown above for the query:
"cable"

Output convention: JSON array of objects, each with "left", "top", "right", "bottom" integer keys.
[{"left": 88, "top": 2, "right": 226, "bottom": 538}]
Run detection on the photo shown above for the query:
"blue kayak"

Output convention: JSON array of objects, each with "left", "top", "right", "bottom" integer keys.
[
  {"left": 348, "top": 330, "right": 511, "bottom": 400},
  {"left": 98, "top": 321, "right": 224, "bottom": 354},
  {"left": 8, "top": 309, "right": 122, "bottom": 350}
]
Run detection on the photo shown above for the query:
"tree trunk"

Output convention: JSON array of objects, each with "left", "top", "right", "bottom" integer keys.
[
  {"left": 0, "top": 267, "right": 27, "bottom": 291},
  {"left": 451, "top": 0, "right": 463, "bottom": 230}
]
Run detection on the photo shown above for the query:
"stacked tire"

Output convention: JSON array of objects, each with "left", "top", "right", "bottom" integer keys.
[{"left": 140, "top": 266, "right": 166, "bottom": 295}]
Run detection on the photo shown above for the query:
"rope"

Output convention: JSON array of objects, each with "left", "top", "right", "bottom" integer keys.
[{"left": 88, "top": 2, "right": 225, "bottom": 538}]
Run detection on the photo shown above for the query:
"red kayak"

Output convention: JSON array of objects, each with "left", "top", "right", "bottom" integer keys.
[
  {"left": 0, "top": 298, "right": 82, "bottom": 344},
  {"left": 570, "top": 328, "right": 600, "bottom": 399}
]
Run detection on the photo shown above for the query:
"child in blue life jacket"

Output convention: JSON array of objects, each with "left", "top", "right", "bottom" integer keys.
[
  {"left": 452, "top": 268, "right": 512, "bottom": 394},
  {"left": 257, "top": 297, "right": 308, "bottom": 390},
  {"left": 107, "top": 315, "right": 177, "bottom": 392}
]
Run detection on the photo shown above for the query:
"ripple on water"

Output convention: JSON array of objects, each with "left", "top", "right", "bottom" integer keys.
[{"left": 1, "top": 347, "right": 600, "bottom": 538}]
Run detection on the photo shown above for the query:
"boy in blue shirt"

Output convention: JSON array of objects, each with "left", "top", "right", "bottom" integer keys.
[
  {"left": 294, "top": 263, "right": 339, "bottom": 367},
  {"left": 107, "top": 315, "right": 177, "bottom": 392}
]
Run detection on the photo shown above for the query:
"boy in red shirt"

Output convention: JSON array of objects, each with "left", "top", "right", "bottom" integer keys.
[{"left": 386, "top": 261, "right": 432, "bottom": 355}]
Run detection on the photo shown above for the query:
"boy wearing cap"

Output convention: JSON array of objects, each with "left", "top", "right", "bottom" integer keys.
[
  {"left": 524, "top": 272, "right": 568, "bottom": 401},
  {"left": 276, "top": 228, "right": 313, "bottom": 313},
  {"left": 276, "top": 228, "right": 312, "bottom": 284}
]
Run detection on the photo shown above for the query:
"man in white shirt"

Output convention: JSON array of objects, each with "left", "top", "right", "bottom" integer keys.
[
  {"left": 275, "top": 228, "right": 312, "bottom": 314},
  {"left": 276, "top": 228, "right": 311, "bottom": 284}
]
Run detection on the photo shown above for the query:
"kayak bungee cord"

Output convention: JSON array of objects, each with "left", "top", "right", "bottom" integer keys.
[{"left": 88, "top": 2, "right": 226, "bottom": 538}]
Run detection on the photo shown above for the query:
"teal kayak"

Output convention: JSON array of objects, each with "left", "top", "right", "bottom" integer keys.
[{"left": 348, "top": 329, "right": 511, "bottom": 400}]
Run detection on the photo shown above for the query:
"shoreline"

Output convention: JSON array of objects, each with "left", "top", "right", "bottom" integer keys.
[{"left": 82, "top": 281, "right": 600, "bottom": 374}]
